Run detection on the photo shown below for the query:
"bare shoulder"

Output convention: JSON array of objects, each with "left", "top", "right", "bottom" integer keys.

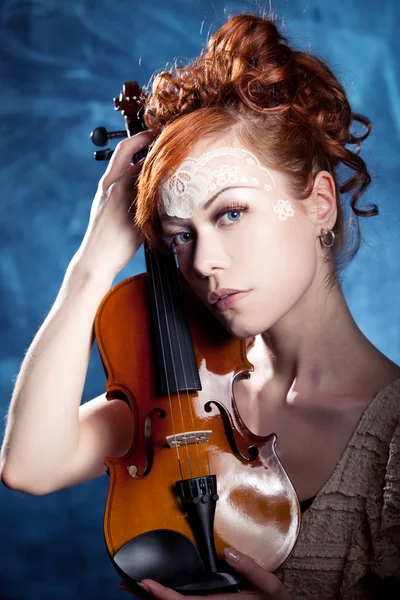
[
  {"left": 72, "top": 394, "right": 133, "bottom": 483},
  {"left": 366, "top": 352, "right": 400, "bottom": 398}
]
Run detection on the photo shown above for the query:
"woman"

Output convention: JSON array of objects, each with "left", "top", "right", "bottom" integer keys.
[{"left": 1, "top": 13, "right": 399, "bottom": 600}]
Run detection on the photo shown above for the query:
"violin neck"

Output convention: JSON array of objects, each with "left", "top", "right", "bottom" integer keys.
[{"left": 145, "top": 246, "right": 202, "bottom": 396}]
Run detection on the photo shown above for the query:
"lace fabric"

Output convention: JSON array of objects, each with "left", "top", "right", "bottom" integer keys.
[{"left": 159, "top": 146, "right": 278, "bottom": 218}]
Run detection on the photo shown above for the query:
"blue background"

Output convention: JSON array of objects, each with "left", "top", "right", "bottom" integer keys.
[{"left": 0, "top": 0, "right": 399, "bottom": 598}]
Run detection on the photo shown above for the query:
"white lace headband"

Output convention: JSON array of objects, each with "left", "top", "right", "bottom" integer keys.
[{"left": 159, "top": 146, "right": 295, "bottom": 221}]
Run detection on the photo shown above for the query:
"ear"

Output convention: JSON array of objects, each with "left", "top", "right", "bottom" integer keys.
[{"left": 310, "top": 171, "right": 337, "bottom": 232}]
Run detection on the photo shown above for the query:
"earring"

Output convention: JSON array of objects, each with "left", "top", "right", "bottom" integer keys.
[{"left": 320, "top": 228, "right": 335, "bottom": 248}]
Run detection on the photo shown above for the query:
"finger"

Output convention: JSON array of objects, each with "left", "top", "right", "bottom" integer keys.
[
  {"left": 119, "top": 579, "right": 150, "bottom": 599},
  {"left": 139, "top": 579, "right": 182, "bottom": 600},
  {"left": 139, "top": 579, "right": 259, "bottom": 600},
  {"left": 102, "top": 130, "right": 154, "bottom": 189},
  {"left": 224, "top": 549, "right": 288, "bottom": 598}
]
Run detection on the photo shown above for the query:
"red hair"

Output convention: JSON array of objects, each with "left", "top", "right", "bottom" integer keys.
[{"left": 136, "top": 13, "right": 376, "bottom": 265}]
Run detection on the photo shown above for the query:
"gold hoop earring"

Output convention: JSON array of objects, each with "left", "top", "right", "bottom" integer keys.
[{"left": 320, "top": 228, "right": 335, "bottom": 248}]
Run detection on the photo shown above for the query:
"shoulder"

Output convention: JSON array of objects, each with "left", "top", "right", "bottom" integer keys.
[
  {"left": 325, "top": 378, "right": 400, "bottom": 587},
  {"left": 277, "top": 380, "right": 400, "bottom": 596},
  {"left": 360, "top": 378, "right": 400, "bottom": 579},
  {"left": 348, "top": 376, "right": 400, "bottom": 463},
  {"left": 355, "top": 377, "right": 400, "bottom": 501},
  {"left": 324, "top": 378, "right": 400, "bottom": 498}
]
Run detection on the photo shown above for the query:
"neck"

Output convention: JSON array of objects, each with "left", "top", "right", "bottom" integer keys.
[{"left": 253, "top": 272, "right": 377, "bottom": 402}]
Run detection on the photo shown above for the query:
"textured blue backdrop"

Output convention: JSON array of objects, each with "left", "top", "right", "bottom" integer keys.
[{"left": 0, "top": 1, "right": 399, "bottom": 598}]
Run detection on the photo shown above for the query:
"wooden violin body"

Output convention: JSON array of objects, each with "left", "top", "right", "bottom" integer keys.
[
  {"left": 92, "top": 81, "right": 300, "bottom": 594},
  {"left": 95, "top": 269, "right": 300, "bottom": 593}
]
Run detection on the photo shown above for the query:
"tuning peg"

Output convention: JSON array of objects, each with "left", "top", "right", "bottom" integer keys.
[
  {"left": 93, "top": 146, "right": 148, "bottom": 163},
  {"left": 91, "top": 126, "right": 127, "bottom": 147},
  {"left": 94, "top": 148, "right": 114, "bottom": 161}
]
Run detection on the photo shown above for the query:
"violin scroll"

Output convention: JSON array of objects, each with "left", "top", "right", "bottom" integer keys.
[{"left": 91, "top": 81, "right": 147, "bottom": 160}]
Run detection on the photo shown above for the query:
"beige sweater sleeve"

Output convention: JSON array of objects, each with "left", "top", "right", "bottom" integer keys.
[{"left": 277, "top": 378, "right": 400, "bottom": 600}]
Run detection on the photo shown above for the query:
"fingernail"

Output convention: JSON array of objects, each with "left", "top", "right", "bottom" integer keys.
[
  {"left": 224, "top": 547, "right": 241, "bottom": 563},
  {"left": 138, "top": 582, "right": 150, "bottom": 592}
]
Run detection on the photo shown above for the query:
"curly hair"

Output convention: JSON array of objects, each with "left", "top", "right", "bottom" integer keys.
[{"left": 136, "top": 13, "right": 377, "bottom": 266}]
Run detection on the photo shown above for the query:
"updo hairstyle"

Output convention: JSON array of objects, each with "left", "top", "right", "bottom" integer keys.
[{"left": 136, "top": 13, "right": 377, "bottom": 266}]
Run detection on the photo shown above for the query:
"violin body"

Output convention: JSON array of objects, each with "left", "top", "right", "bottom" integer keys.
[
  {"left": 95, "top": 271, "right": 300, "bottom": 593},
  {"left": 92, "top": 81, "right": 300, "bottom": 594}
]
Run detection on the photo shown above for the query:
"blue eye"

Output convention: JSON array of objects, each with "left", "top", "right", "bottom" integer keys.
[
  {"left": 171, "top": 231, "right": 193, "bottom": 247},
  {"left": 162, "top": 230, "right": 193, "bottom": 249},
  {"left": 227, "top": 210, "right": 241, "bottom": 221},
  {"left": 218, "top": 209, "right": 244, "bottom": 225},
  {"left": 178, "top": 232, "right": 192, "bottom": 242}
]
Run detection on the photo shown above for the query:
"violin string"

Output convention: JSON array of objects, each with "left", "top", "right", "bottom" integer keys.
[
  {"left": 149, "top": 252, "right": 192, "bottom": 476},
  {"left": 153, "top": 254, "right": 197, "bottom": 476},
  {"left": 161, "top": 258, "right": 203, "bottom": 478},
  {"left": 154, "top": 255, "right": 195, "bottom": 477},
  {"left": 164, "top": 249, "right": 215, "bottom": 481},
  {"left": 178, "top": 455, "right": 184, "bottom": 481},
  {"left": 146, "top": 251, "right": 183, "bottom": 471}
]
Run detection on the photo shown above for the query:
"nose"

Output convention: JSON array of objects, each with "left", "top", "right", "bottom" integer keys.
[{"left": 193, "top": 233, "right": 230, "bottom": 278}]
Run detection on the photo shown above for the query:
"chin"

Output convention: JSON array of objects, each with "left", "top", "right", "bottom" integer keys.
[{"left": 217, "top": 316, "right": 263, "bottom": 340}]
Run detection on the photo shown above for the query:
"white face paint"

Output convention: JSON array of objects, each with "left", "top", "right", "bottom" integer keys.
[{"left": 160, "top": 147, "right": 295, "bottom": 221}]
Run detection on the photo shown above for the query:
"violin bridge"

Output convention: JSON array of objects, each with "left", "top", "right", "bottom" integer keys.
[{"left": 166, "top": 430, "right": 212, "bottom": 448}]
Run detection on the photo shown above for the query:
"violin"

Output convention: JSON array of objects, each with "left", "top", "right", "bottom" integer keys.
[{"left": 90, "top": 81, "right": 300, "bottom": 595}]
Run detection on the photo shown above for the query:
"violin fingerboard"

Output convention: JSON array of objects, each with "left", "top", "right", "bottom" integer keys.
[{"left": 145, "top": 247, "right": 202, "bottom": 396}]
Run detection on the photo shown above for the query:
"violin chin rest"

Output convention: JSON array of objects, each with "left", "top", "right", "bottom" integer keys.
[{"left": 112, "top": 529, "right": 245, "bottom": 594}]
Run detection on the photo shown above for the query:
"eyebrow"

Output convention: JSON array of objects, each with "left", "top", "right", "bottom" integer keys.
[{"left": 160, "top": 185, "right": 254, "bottom": 225}]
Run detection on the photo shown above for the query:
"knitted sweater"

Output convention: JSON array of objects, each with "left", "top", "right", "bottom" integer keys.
[{"left": 278, "top": 378, "right": 400, "bottom": 600}]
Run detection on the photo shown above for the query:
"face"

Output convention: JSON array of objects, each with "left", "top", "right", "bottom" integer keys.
[{"left": 159, "top": 134, "right": 318, "bottom": 339}]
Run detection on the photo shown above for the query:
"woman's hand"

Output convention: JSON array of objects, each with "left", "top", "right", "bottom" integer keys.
[
  {"left": 138, "top": 549, "right": 292, "bottom": 600},
  {"left": 73, "top": 130, "right": 154, "bottom": 280}
]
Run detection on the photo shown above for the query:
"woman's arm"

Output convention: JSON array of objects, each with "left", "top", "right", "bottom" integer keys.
[{"left": 0, "top": 131, "right": 154, "bottom": 495}]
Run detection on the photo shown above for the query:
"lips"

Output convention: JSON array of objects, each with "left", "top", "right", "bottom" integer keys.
[
  {"left": 207, "top": 289, "right": 246, "bottom": 304},
  {"left": 207, "top": 289, "right": 251, "bottom": 311}
]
